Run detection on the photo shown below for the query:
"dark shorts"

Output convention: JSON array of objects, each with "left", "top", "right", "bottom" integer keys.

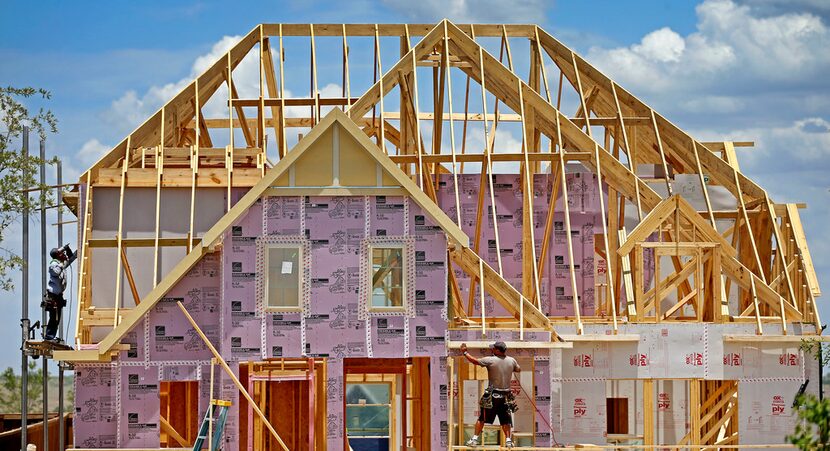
[
  {"left": 478, "top": 396, "right": 512, "bottom": 425},
  {"left": 43, "top": 292, "right": 65, "bottom": 308}
]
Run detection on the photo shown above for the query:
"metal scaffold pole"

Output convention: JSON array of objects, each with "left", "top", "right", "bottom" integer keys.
[
  {"left": 40, "top": 138, "right": 49, "bottom": 451},
  {"left": 20, "top": 126, "right": 29, "bottom": 451},
  {"left": 57, "top": 160, "right": 65, "bottom": 451}
]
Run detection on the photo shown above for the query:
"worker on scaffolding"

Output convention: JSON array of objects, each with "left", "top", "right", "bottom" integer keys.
[
  {"left": 460, "top": 341, "right": 520, "bottom": 448},
  {"left": 42, "top": 244, "right": 75, "bottom": 342}
]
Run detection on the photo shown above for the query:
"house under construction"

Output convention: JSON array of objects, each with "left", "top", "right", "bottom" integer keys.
[{"left": 52, "top": 20, "right": 825, "bottom": 450}]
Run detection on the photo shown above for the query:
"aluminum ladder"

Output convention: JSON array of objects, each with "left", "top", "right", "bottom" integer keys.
[{"left": 192, "top": 399, "right": 231, "bottom": 451}]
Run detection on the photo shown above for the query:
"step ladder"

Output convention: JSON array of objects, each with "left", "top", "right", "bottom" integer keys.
[{"left": 192, "top": 399, "right": 232, "bottom": 451}]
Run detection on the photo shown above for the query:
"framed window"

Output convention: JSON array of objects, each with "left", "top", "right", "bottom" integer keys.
[
  {"left": 368, "top": 245, "right": 405, "bottom": 311},
  {"left": 265, "top": 244, "right": 302, "bottom": 311},
  {"left": 345, "top": 381, "right": 394, "bottom": 447}
]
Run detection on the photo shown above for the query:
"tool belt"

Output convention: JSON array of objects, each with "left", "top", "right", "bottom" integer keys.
[
  {"left": 479, "top": 387, "right": 519, "bottom": 412},
  {"left": 41, "top": 293, "right": 66, "bottom": 308}
]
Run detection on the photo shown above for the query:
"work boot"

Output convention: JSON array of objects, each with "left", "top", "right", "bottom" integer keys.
[
  {"left": 505, "top": 437, "right": 515, "bottom": 448},
  {"left": 465, "top": 435, "right": 479, "bottom": 447}
]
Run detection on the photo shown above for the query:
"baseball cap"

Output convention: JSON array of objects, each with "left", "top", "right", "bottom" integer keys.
[{"left": 489, "top": 341, "right": 507, "bottom": 352}]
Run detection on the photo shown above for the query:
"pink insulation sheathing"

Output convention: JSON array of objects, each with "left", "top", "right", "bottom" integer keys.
[
  {"left": 119, "top": 317, "right": 145, "bottom": 362},
  {"left": 431, "top": 355, "right": 449, "bottom": 450},
  {"left": 119, "top": 365, "right": 160, "bottom": 448},
  {"left": 437, "top": 173, "right": 606, "bottom": 318},
  {"left": 264, "top": 312, "right": 303, "bottom": 358},
  {"left": 150, "top": 253, "right": 221, "bottom": 361},
  {"left": 222, "top": 199, "right": 263, "bottom": 360},
  {"left": 159, "top": 363, "right": 199, "bottom": 381},
  {"left": 73, "top": 365, "right": 117, "bottom": 448},
  {"left": 370, "top": 195, "right": 406, "bottom": 236},
  {"left": 369, "top": 316, "right": 406, "bottom": 358},
  {"left": 305, "top": 196, "right": 366, "bottom": 359},
  {"left": 409, "top": 202, "right": 449, "bottom": 357},
  {"left": 265, "top": 195, "right": 303, "bottom": 235},
  {"left": 325, "top": 359, "right": 345, "bottom": 450},
  {"left": 486, "top": 176, "right": 524, "bottom": 276}
]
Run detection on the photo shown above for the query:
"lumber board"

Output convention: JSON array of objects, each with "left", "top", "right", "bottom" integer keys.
[
  {"left": 446, "top": 340, "right": 572, "bottom": 349},
  {"left": 785, "top": 204, "right": 820, "bottom": 296}
]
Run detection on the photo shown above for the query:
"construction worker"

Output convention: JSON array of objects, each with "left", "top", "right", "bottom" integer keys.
[
  {"left": 43, "top": 244, "right": 75, "bottom": 341},
  {"left": 461, "top": 341, "right": 520, "bottom": 448}
]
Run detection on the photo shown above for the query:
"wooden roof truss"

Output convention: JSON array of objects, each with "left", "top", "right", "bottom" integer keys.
[{"left": 70, "top": 20, "right": 821, "bottom": 354}]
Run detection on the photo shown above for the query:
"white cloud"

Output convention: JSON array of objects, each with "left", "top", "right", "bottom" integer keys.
[
  {"left": 634, "top": 28, "right": 686, "bottom": 63},
  {"left": 76, "top": 138, "right": 111, "bottom": 165},
  {"left": 586, "top": 0, "right": 829, "bottom": 106},
  {"left": 692, "top": 117, "right": 830, "bottom": 167},
  {"left": 735, "top": 0, "right": 830, "bottom": 19},
  {"left": 680, "top": 95, "right": 745, "bottom": 114},
  {"left": 381, "top": 0, "right": 549, "bottom": 23},
  {"left": 105, "top": 35, "right": 244, "bottom": 134}
]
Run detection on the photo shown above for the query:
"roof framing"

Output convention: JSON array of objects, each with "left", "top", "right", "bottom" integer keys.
[{"left": 65, "top": 20, "right": 822, "bottom": 356}]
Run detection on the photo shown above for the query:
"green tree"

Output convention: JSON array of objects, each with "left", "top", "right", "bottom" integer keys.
[
  {"left": 0, "top": 362, "right": 44, "bottom": 414},
  {"left": 788, "top": 339, "right": 830, "bottom": 451},
  {"left": 0, "top": 86, "right": 58, "bottom": 290}
]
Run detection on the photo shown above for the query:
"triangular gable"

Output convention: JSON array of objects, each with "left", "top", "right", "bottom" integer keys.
[
  {"left": 270, "top": 114, "right": 415, "bottom": 191},
  {"left": 617, "top": 195, "right": 734, "bottom": 257},
  {"left": 614, "top": 195, "right": 801, "bottom": 321},
  {"left": 61, "top": 109, "right": 469, "bottom": 360}
]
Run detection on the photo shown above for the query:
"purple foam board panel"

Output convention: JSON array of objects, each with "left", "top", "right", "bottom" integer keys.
[
  {"left": 326, "top": 360, "right": 345, "bottom": 450},
  {"left": 409, "top": 310, "right": 447, "bottom": 357},
  {"left": 222, "top": 200, "right": 262, "bottom": 359},
  {"left": 119, "top": 365, "right": 160, "bottom": 448},
  {"left": 120, "top": 317, "right": 145, "bottom": 362},
  {"left": 305, "top": 302, "right": 366, "bottom": 358},
  {"left": 370, "top": 316, "right": 406, "bottom": 358},
  {"left": 456, "top": 276, "right": 508, "bottom": 318},
  {"left": 306, "top": 198, "right": 366, "bottom": 357},
  {"left": 265, "top": 196, "right": 303, "bottom": 235},
  {"left": 74, "top": 365, "right": 117, "bottom": 449},
  {"left": 370, "top": 195, "right": 406, "bottom": 236},
  {"left": 150, "top": 254, "right": 220, "bottom": 361},
  {"left": 436, "top": 171, "right": 607, "bottom": 320},
  {"left": 159, "top": 364, "right": 199, "bottom": 381},
  {"left": 431, "top": 355, "right": 449, "bottom": 450},
  {"left": 265, "top": 312, "right": 303, "bottom": 358}
]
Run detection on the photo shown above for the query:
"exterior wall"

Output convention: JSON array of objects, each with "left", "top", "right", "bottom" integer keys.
[
  {"left": 74, "top": 194, "right": 449, "bottom": 450},
  {"left": 72, "top": 186, "right": 816, "bottom": 449},
  {"left": 436, "top": 171, "right": 605, "bottom": 318}
]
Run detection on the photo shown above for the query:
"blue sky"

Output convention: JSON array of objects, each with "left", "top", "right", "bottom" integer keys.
[{"left": 1, "top": 0, "right": 828, "bottom": 372}]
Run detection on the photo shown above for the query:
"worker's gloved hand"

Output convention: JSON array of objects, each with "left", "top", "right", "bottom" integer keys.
[{"left": 460, "top": 343, "right": 468, "bottom": 353}]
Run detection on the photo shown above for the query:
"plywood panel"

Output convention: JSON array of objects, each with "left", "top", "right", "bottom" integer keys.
[
  {"left": 293, "top": 126, "right": 333, "bottom": 186},
  {"left": 339, "top": 125, "right": 382, "bottom": 186}
]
